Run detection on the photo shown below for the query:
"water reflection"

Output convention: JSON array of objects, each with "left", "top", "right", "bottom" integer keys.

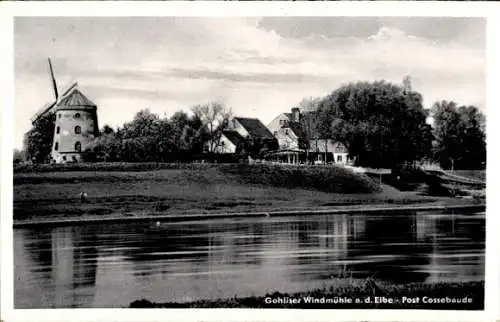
[
  {"left": 15, "top": 227, "right": 98, "bottom": 308},
  {"left": 14, "top": 211, "right": 485, "bottom": 308}
]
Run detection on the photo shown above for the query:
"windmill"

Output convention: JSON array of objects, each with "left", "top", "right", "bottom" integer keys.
[{"left": 31, "top": 58, "right": 99, "bottom": 163}]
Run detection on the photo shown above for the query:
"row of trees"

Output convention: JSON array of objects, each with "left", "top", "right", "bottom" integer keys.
[
  {"left": 296, "top": 77, "right": 485, "bottom": 169},
  {"left": 20, "top": 102, "right": 241, "bottom": 164},
  {"left": 19, "top": 77, "right": 486, "bottom": 170},
  {"left": 86, "top": 103, "right": 235, "bottom": 162},
  {"left": 431, "top": 101, "right": 486, "bottom": 170}
]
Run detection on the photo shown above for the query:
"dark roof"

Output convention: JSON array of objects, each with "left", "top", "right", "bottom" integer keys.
[
  {"left": 234, "top": 117, "right": 275, "bottom": 140},
  {"left": 57, "top": 88, "right": 96, "bottom": 108},
  {"left": 222, "top": 130, "right": 245, "bottom": 146},
  {"left": 287, "top": 122, "right": 308, "bottom": 144},
  {"left": 31, "top": 82, "right": 96, "bottom": 123}
]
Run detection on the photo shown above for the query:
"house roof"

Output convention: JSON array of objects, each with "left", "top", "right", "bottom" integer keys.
[
  {"left": 234, "top": 117, "right": 275, "bottom": 140},
  {"left": 222, "top": 130, "right": 245, "bottom": 146},
  {"left": 57, "top": 88, "right": 96, "bottom": 108},
  {"left": 31, "top": 82, "right": 96, "bottom": 123},
  {"left": 286, "top": 122, "right": 308, "bottom": 144}
]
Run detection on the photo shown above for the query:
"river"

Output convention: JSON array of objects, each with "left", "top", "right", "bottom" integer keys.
[{"left": 14, "top": 210, "right": 485, "bottom": 308}]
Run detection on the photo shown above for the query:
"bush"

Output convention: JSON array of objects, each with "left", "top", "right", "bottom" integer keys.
[
  {"left": 219, "top": 163, "right": 380, "bottom": 194},
  {"left": 14, "top": 162, "right": 380, "bottom": 194},
  {"left": 13, "top": 162, "right": 220, "bottom": 173}
]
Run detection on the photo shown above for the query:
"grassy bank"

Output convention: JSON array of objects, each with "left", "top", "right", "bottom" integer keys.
[
  {"left": 14, "top": 162, "right": 220, "bottom": 173},
  {"left": 445, "top": 170, "right": 486, "bottom": 182},
  {"left": 14, "top": 163, "right": 380, "bottom": 194},
  {"left": 14, "top": 163, "right": 477, "bottom": 224},
  {"left": 129, "top": 279, "right": 484, "bottom": 310}
]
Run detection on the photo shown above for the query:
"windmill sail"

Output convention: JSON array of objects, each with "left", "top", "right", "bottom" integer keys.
[
  {"left": 30, "top": 59, "right": 63, "bottom": 124},
  {"left": 48, "top": 58, "right": 59, "bottom": 100}
]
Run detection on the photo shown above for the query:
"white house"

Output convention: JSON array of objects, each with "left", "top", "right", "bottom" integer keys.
[
  {"left": 267, "top": 107, "right": 352, "bottom": 165},
  {"left": 211, "top": 131, "right": 244, "bottom": 154},
  {"left": 205, "top": 117, "right": 278, "bottom": 155}
]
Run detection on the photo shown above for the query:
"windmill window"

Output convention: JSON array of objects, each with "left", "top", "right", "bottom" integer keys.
[
  {"left": 62, "top": 156, "right": 66, "bottom": 161},
  {"left": 74, "top": 113, "right": 81, "bottom": 119},
  {"left": 56, "top": 126, "right": 60, "bottom": 134},
  {"left": 75, "top": 126, "right": 81, "bottom": 134},
  {"left": 285, "top": 129, "right": 289, "bottom": 135},
  {"left": 54, "top": 142, "right": 59, "bottom": 151},
  {"left": 75, "top": 141, "right": 82, "bottom": 152},
  {"left": 58, "top": 114, "right": 62, "bottom": 119}
]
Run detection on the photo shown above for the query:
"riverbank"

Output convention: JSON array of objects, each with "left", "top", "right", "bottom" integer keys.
[
  {"left": 14, "top": 164, "right": 484, "bottom": 227},
  {"left": 129, "top": 279, "right": 484, "bottom": 310},
  {"left": 13, "top": 203, "right": 486, "bottom": 228}
]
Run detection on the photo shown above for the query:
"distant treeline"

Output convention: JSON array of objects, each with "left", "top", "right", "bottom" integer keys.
[{"left": 17, "top": 77, "right": 486, "bottom": 170}]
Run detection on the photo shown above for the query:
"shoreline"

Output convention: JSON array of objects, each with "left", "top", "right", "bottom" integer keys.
[
  {"left": 129, "top": 279, "right": 485, "bottom": 310},
  {"left": 13, "top": 202, "right": 485, "bottom": 228}
]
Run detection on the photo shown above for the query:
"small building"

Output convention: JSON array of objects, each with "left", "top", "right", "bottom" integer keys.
[
  {"left": 212, "top": 130, "right": 245, "bottom": 154},
  {"left": 268, "top": 108, "right": 307, "bottom": 151},
  {"left": 267, "top": 107, "right": 352, "bottom": 165},
  {"left": 205, "top": 117, "right": 278, "bottom": 156},
  {"left": 228, "top": 117, "right": 276, "bottom": 142},
  {"left": 309, "top": 139, "right": 351, "bottom": 165}
]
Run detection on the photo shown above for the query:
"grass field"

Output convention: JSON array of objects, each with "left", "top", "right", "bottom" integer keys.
[{"left": 13, "top": 163, "right": 462, "bottom": 223}]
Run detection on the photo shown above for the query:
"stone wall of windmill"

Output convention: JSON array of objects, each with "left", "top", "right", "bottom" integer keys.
[{"left": 51, "top": 86, "right": 99, "bottom": 163}]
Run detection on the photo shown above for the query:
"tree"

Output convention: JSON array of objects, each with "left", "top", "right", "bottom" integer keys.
[
  {"left": 295, "top": 96, "right": 331, "bottom": 162},
  {"left": 170, "top": 111, "right": 204, "bottom": 156},
  {"left": 317, "top": 80, "right": 433, "bottom": 168},
  {"left": 191, "top": 102, "right": 231, "bottom": 153},
  {"left": 90, "top": 109, "right": 206, "bottom": 162},
  {"left": 402, "top": 75, "right": 413, "bottom": 93},
  {"left": 101, "top": 125, "right": 115, "bottom": 135},
  {"left": 90, "top": 125, "right": 122, "bottom": 162},
  {"left": 13, "top": 149, "right": 25, "bottom": 164},
  {"left": 121, "top": 109, "right": 161, "bottom": 138},
  {"left": 297, "top": 97, "right": 320, "bottom": 137},
  {"left": 23, "top": 113, "right": 55, "bottom": 163},
  {"left": 431, "top": 101, "right": 486, "bottom": 170},
  {"left": 118, "top": 109, "right": 166, "bottom": 162}
]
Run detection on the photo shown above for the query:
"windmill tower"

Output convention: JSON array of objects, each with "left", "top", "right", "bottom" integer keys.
[{"left": 31, "top": 59, "right": 99, "bottom": 163}]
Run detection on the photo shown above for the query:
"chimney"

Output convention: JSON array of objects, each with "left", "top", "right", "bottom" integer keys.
[{"left": 291, "top": 107, "right": 300, "bottom": 122}]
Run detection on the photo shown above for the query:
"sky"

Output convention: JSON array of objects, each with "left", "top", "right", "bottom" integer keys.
[{"left": 14, "top": 17, "right": 485, "bottom": 149}]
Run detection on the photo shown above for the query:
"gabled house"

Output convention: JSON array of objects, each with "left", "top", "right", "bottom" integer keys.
[
  {"left": 267, "top": 108, "right": 308, "bottom": 164},
  {"left": 206, "top": 117, "right": 278, "bottom": 156},
  {"left": 309, "top": 139, "right": 350, "bottom": 164},
  {"left": 228, "top": 117, "right": 276, "bottom": 141},
  {"left": 267, "top": 107, "right": 352, "bottom": 165},
  {"left": 212, "top": 130, "right": 245, "bottom": 154},
  {"left": 269, "top": 111, "right": 309, "bottom": 151}
]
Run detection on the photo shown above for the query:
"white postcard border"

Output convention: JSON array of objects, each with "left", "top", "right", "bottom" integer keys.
[{"left": 1, "top": 1, "right": 499, "bottom": 322}]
